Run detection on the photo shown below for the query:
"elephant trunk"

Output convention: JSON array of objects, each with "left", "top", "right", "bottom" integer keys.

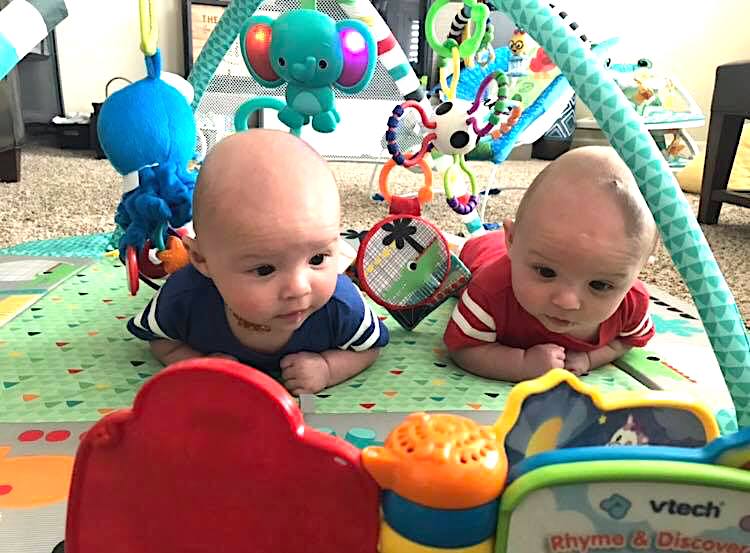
[{"left": 291, "top": 56, "right": 317, "bottom": 83}]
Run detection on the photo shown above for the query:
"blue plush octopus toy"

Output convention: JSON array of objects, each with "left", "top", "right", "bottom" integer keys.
[{"left": 97, "top": 49, "right": 198, "bottom": 294}]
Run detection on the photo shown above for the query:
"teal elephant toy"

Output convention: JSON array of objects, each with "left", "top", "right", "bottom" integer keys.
[{"left": 237, "top": 9, "right": 377, "bottom": 134}]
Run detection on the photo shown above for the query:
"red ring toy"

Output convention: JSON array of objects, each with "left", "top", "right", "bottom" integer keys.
[{"left": 126, "top": 245, "right": 140, "bottom": 296}]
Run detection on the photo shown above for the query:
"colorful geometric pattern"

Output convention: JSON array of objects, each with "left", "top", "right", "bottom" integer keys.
[
  {"left": 0, "top": 232, "right": 114, "bottom": 258},
  {"left": 0, "top": 257, "right": 84, "bottom": 326},
  {"left": 0, "top": 259, "right": 160, "bottom": 422},
  {"left": 494, "top": 0, "right": 750, "bottom": 428}
]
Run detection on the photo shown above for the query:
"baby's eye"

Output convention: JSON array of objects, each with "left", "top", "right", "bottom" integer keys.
[
  {"left": 309, "top": 253, "right": 328, "bottom": 266},
  {"left": 534, "top": 266, "right": 556, "bottom": 279},
  {"left": 589, "top": 280, "right": 613, "bottom": 292},
  {"left": 253, "top": 265, "right": 275, "bottom": 277}
]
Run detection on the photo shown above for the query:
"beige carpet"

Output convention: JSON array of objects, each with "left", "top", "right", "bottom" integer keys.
[{"left": 1, "top": 146, "right": 748, "bottom": 323}]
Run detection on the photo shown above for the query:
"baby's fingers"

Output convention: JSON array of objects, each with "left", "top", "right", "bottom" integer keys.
[{"left": 280, "top": 354, "right": 300, "bottom": 370}]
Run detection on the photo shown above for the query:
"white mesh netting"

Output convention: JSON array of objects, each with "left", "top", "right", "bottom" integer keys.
[{"left": 193, "top": 0, "right": 421, "bottom": 161}]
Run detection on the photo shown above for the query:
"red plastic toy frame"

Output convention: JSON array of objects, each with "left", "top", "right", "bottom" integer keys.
[{"left": 64, "top": 358, "right": 381, "bottom": 553}]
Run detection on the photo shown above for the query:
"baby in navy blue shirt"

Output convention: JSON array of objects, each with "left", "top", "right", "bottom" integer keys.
[{"left": 128, "top": 129, "right": 389, "bottom": 395}]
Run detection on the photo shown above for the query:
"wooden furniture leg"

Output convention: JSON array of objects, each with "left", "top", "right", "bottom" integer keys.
[
  {"left": 698, "top": 113, "right": 745, "bottom": 224},
  {"left": 0, "top": 147, "right": 21, "bottom": 182}
]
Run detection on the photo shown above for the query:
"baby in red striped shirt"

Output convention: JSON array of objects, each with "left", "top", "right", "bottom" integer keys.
[{"left": 443, "top": 146, "right": 658, "bottom": 381}]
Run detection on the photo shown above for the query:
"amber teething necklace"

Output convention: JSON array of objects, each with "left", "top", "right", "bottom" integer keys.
[{"left": 228, "top": 307, "right": 271, "bottom": 333}]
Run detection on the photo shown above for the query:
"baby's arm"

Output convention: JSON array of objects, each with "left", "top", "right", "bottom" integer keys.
[
  {"left": 450, "top": 342, "right": 566, "bottom": 382},
  {"left": 150, "top": 339, "right": 202, "bottom": 365},
  {"left": 565, "top": 283, "right": 654, "bottom": 375},
  {"left": 281, "top": 348, "right": 381, "bottom": 396},
  {"left": 280, "top": 276, "right": 389, "bottom": 395},
  {"left": 444, "top": 284, "right": 566, "bottom": 382},
  {"left": 129, "top": 271, "right": 238, "bottom": 367},
  {"left": 150, "top": 339, "right": 238, "bottom": 366},
  {"left": 322, "top": 348, "right": 380, "bottom": 385},
  {"left": 588, "top": 340, "right": 631, "bottom": 368}
]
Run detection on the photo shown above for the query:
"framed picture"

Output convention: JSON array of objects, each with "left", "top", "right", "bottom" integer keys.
[{"left": 182, "top": 0, "right": 230, "bottom": 76}]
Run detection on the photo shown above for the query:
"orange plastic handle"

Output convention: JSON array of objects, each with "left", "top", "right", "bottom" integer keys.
[{"left": 379, "top": 157, "right": 433, "bottom": 206}]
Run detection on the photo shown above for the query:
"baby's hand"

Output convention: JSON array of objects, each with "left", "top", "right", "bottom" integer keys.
[
  {"left": 280, "top": 352, "right": 331, "bottom": 396},
  {"left": 522, "top": 343, "right": 566, "bottom": 376},
  {"left": 564, "top": 350, "right": 591, "bottom": 376}
]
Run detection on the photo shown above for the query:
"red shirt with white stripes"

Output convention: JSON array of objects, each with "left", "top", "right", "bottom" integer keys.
[{"left": 443, "top": 232, "right": 655, "bottom": 352}]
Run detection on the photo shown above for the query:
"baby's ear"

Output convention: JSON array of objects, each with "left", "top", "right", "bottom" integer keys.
[
  {"left": 183, "top": 236, "right": 210, "bottom": 277},
  {"left": 503, "top": 218, "right": 515, "bottom": 249}
]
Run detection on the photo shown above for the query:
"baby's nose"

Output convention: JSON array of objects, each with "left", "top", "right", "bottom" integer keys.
[
  {"left": 551, "top": 287, "right": 581, "bottom": 310},
  {"left": 282, "top": 270, "right": 312, "bottom": 298}
]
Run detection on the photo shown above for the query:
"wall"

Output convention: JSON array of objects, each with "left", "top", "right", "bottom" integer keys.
[
  {"left": 55, "top": 0, "right": 750, "bottom": 143},
  {"left": 55, "top": 0, "right": 184, "bottom": 114}
]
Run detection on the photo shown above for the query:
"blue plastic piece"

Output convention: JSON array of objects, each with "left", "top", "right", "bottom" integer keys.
[{"left": 381, "top": 490, "right": 498, "bottom": 548}]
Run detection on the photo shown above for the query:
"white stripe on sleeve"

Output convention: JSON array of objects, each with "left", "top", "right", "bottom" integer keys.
[
  {"left": 450, "top": 303, "right": 496, "bottom": 343},
  {"left": 460, "top": 290, "right": 496, "bottom": 331},
  {"left": 132, "top": 287, "right": 174, "bottom": 340},
  {"left": 339, "top": 292, "right": 373, "bottom": 350},
  {"left": 349, "top": 307, "right": 381, "bottom": 352},
  {"left": 620, "top": 310, "right": 651, "bottom": 337}
]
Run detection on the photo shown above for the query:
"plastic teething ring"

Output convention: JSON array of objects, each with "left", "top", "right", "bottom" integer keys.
[
  {"left": 385, "top": 102, "right": 436, "bottom": 168},
  {"left": 426, "top": 0, "right": 489, "bottom": 60},
  {"left": 444, "top": 155, "right": 479, "bottom": 215},
  {"left": 126, "top": 245, "right": 140, "bottom": 296},
  {"left": 379, "top": 157, "right": 433, "bottom": 207}
]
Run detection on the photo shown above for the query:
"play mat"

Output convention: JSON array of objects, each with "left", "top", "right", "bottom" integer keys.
[
  {"left": 0, "top": 232, "right": 739, "bottom": 553},
  {"left": 0, "top": 231, "right": 736, "bottom": 428}
]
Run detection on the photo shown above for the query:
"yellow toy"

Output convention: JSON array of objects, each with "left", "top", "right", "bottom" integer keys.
[{"left": 678, "top": 122, "right": 750, "bottom": 193}]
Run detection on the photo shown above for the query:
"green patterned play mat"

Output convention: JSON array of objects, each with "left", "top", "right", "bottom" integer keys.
[
  {"left": 0, "top": 232, "right": 737, "bottom": 427},
  {"left": 0, "top": 234, "right": 647, "bottom": 423}
]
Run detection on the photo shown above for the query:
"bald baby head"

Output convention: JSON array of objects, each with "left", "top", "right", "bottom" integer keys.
[
  {"left": 192, "top": 129, "right": 339, "bottom": 239},
  {"left": 515, "top": 146, "right": 658, "bottom": 255}
]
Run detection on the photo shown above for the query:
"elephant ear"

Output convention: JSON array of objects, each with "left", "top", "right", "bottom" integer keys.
[
  {"left": 240, "top": 16, "right": 284, "bottom": 88},
  {"left": 334, "top": 19, "right": 377, "bottom": 94}
]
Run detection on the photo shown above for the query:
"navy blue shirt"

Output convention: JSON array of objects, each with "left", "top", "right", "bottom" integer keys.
[{"left": 128, "top": 265, "right": 389, "bottom": 375}]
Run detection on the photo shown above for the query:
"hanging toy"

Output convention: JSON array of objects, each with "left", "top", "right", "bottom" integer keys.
[
  {"left": 235, "top": 0, "right": 377, "bottom": 135},
  {"left": 381, "top": 0, "right": 507, "bottom": 238},
  {"left": 385, "top": 71, "right": 510, "bottom": 236},
  {"left": 97, "top": 0, "right": 198, "bottom": 295},
  {"left": 356, "top": 215, "right": 452, "bottom": 312},
  {"left": 451, "top": 1, "right": 495, "bottom": 69}
]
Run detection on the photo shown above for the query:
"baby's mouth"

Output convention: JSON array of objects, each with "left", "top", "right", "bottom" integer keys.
[
  {"left": 276, "top": 308, "right": 309, "bottom": 320},
  {"left": 545, "top": 314, "right": 574, "bottom": 326}
]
